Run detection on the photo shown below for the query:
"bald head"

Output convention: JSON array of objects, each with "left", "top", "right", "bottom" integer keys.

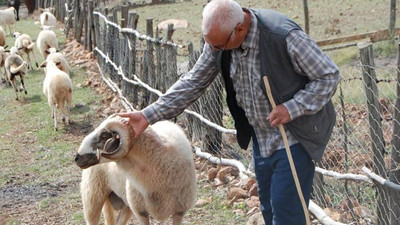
[{"left": 202, "top": 0, "right": 244, "bottom": 36}]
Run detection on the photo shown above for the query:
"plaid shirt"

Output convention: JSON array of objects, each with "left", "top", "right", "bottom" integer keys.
[{"left": 143, "top": 10, "right": 340, "bottom": 158}]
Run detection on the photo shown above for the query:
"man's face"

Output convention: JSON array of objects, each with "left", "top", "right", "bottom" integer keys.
[{"left": 204, "top": 23, "right": 241, "bottom": 52}]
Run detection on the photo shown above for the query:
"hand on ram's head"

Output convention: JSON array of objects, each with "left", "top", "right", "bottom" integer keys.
[{"left": 74, "top": 114, "right": 133, "bottom": 169}]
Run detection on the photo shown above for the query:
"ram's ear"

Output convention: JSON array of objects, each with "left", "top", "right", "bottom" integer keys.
[
  {"left": 4, "top": 45, "right": 8, "bottom": 49},
  {"left": 39, "top": 8, "right": 44, "bottom": 13}
]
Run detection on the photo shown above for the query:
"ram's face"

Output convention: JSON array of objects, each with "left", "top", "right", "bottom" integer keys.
[{"left": 75, "top": 115, "right": 133, "bottom": 169}]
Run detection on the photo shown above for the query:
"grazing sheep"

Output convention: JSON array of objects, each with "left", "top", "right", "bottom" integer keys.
[
  {"left": 7, "top": 0, "right": 20, "bottom": 21},
  {"left": 41, "top": 59, "right": 72, "bottom": 131},
  {"left": 75, "top": 115, "right": 197, "bottom": 225},
  {"left": 5, "top": 46, "right": 28, "bottom": 100},
  {"left": 0, "top": 7, "right": 17, "bottom": 36},
  {"left": 0, "top": 46, "right": 10, "bottom": 84},
  {"left": 13, "top": 32, "right": 38, "bottom": 70},
  {"left": 37, "top": 29, "right": 58, "bottom": 59},
  {"left": 40, "top": 9, "right": 57, "bottom": 28},
  {"left": 0, "top": 26, "right": 5, "bottom": 47},
  {"left": 46, "top": 48, "right": 69, "bottom": 75}
]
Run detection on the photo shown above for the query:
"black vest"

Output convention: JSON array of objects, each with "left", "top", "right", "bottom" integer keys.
[{"left": 217, "top": 9, "right": 336, "bottom": 161}]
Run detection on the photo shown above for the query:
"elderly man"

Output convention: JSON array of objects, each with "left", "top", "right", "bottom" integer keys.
[{"left": 120, "top": 0, "right": 340, "bottom": 224}]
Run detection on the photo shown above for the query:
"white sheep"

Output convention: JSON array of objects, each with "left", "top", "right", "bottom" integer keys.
[
  {"left": 40, "top": 58, "right": 72, "bottom": 131},
  {"left": 75, "top": 115, "right": 197, "bottom": 225},
  {"left": 13, "top": 32, "right": 38, "bottom": 70},
  {"left": 0, "top": 7, "right": 17, "bottom": 36},
  {"left": 0, "top": 46, "right": 10, "bottom": 84},
  {"left": 37, "top": 29, "right": 58, "bottom": 59},
  {"left": 5, "top": 46, "right": 28, "bottom": 100},
  {"left": 46, "top": 48, "right": 70, "bottom": 75},
  {"left": 39, "top": 9, "right": 56, "bottom": 28},
  {"left": 0, "top": 26, "right": 5, "bottom": 46}
]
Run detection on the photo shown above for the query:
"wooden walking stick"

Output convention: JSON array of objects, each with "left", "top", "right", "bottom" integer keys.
[{"left": 263, "top": 76, "right": 311, "bottom": 225}]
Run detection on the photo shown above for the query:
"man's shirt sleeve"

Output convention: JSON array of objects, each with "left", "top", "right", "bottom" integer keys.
[
  {"left": 142, "top": 44, "right": 220, "bottom": 124},
  {"left": 283, "top": 29, "right": 341, "bottom": 121}
]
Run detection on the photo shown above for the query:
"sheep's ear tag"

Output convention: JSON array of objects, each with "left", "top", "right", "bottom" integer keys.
[{"left": 103, "top": 133, "right": 120, "bottom": 153}]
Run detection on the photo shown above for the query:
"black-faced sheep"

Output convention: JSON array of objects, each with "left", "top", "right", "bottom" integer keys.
[
  {"left": 13, "top": 32, "right": 38, "bottom": 70},
  {"left": 41, "top": 58, "right": 72, "bottom": 131},
  {"left": 5, "top": 47, "right": 27, "bottom": 100},
  {"left": 75, "top": 115, "right": 197, "bottom": 225},
  {"left": 7, "top": 0, "right": 20, "bottom": 21},
  {"left": 37, "top": 29, "right": 58, "bottom": 59}
]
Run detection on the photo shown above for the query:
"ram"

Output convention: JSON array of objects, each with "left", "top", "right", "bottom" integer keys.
[{"left": 75, "top": 115, "right": 197, "bottom": 225}]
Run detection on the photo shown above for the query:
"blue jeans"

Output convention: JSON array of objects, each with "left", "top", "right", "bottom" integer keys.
[{"left": 252, "top": 137, "right": 315, "bottom": 225}]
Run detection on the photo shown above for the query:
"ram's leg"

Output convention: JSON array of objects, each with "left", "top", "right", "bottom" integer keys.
[
  {"left": 172, "top": 212, "right": 184, "bottom": 225},
  {"left": 132, "top": 210, "right": 150, "bottom": 225},
  {"left": 116, "top": 206, "right": 132, "bottom": 225},
  {"left": 103, "top": 199, "right": 116, "bottom": 225},
  {"left": 82, "top": 191, "right": 106, "bottom": 225},
  {"left": 126, "top": 187, "right": 149, "bottom": 225}
]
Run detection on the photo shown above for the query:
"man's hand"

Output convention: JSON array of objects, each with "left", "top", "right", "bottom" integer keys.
[
  {"left": 118, "top": 111, "right": 149, "bottom": 138},
  {"left": 267, "top": 104, "right": 291, "bottom": 127}
]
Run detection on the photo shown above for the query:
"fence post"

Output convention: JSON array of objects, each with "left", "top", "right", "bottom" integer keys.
[
  {"left": 155, "top": 27, "right": 162, "bottom": 93},
  {"left": 358, "top": 42, "right": 390, "bottom": 225},
  {"left": 83, "top": 1, "right": 89, "bottom": 50},
  {"left": 140, "top": 18, "right": 155, "bottom": 108},
  {"left": 389, "top": 0, "right": 396, "bottom": 39},
  {"left": 73, "top": 0, "right": 83, "bottom": 43},
  {"left": 106, "top": 15, "right": 114, "bottom": 80},
  {"left": 302, "top": 0, "right": 309, "bottom": 34},
  {"left": 87, "top": 0, "right": 94, "bottom": 51},
  {"left": 389, "top": 38, "right": 400, "bottom": 224},
  {"left": 124, "top": 11, "right": 139, "bottom": 108},
  {"left": 166, "top": 24, "right": 177, "bottom": 88},
  {"left": 186, "top": 42, "right": 202, "bottom": 142}
]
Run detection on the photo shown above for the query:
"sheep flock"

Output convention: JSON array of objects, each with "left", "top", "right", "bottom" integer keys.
[{"left": 0, "top": 4, "right": 71, "bottom": 131}]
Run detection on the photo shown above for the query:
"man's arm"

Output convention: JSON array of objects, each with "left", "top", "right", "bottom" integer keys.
[
  {"left": 119, "top": 44, "right": 220, "bottom": 135},
  {"left": 282, "top": 29, "right": 340, "bottom": 121}
]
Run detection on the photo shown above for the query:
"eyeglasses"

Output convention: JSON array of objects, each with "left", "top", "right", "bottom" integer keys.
[{"left": 210, "top": 26, "right": 237, "bottom": 52}]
